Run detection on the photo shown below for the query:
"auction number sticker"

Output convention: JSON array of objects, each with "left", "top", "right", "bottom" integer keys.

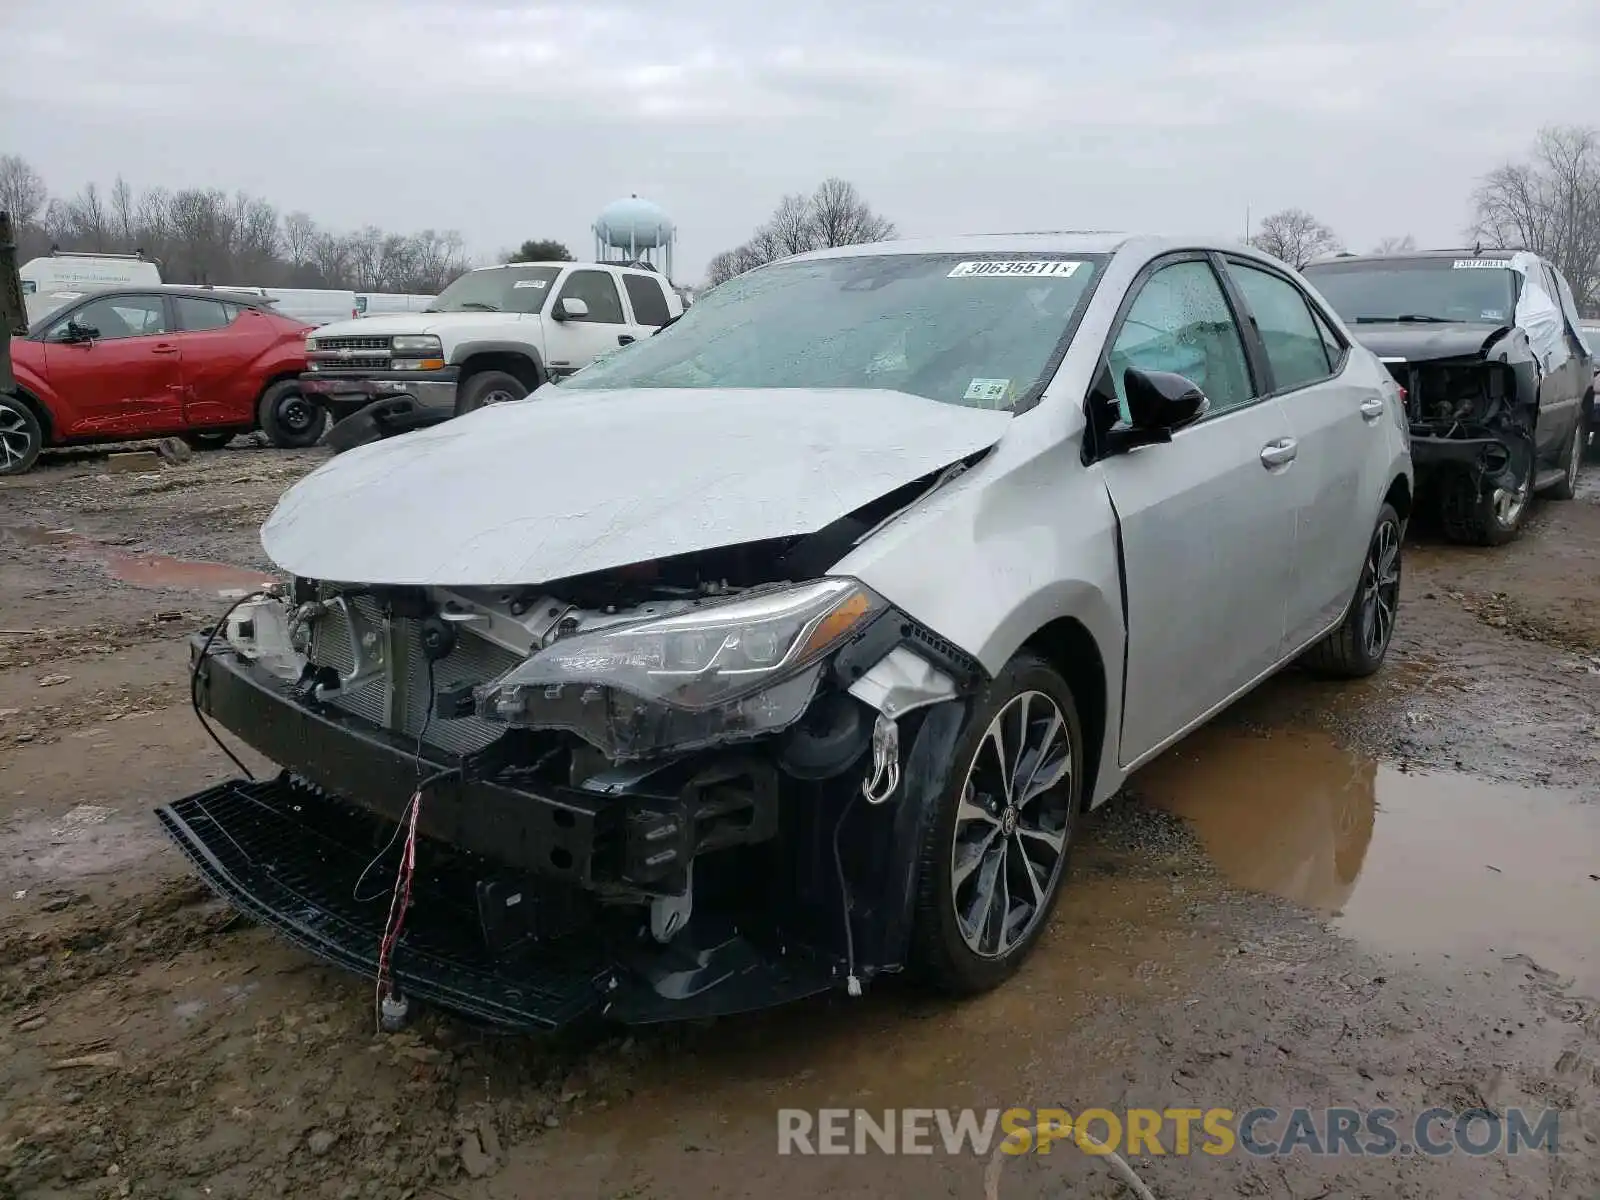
[
  {"left": 948, "top": 260, "right": 1081, "bottom": 278},
  {"left": 512, "top": 279, "right": 549, "bottom": 288},
  {"left": 1453, "top": 259, "right": 1511, "bottom": 269}
]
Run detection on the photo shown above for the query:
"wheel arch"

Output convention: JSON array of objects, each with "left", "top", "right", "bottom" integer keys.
[
  {"left": 1018, "top": 616, "right": 1109, "bottom": 814},
  {"left": 1383, "top": 472, "right": 1412, "bottom": 523},
  {"left": 453, "top": 344, "right": 546, "bottom": 392},
  {"left": 5, "top": 386, "right": 56, "bottom": 444}
]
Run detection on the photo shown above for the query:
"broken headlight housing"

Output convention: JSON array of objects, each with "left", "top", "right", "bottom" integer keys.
[{"left": 476, "top": 578, "right": 887, "bottom": 759}]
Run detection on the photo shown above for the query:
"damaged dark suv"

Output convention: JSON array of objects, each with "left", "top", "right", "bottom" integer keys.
[{"left": 1303, "top": 249, "right": 1591, "bottom": 545}]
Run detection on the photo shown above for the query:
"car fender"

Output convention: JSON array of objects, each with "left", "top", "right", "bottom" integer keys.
[
  {"left": 6, "top": 356, "right": 65, "bottom": 439},
  {"left": 448, "top": 339, "right": 548, "bottom": 385},
  {"left": 833, "top": 424, "right": 1128, "bottom": 809}
]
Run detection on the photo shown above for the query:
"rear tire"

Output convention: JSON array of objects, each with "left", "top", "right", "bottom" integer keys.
[
  {"left": 257, "top": 382, "right": 327, "bottom": 449},
  {"left": 910, "top": 653, "right": 1082, "bottom": 995},
  {"left": 455, "top": 370, "right": 528, "bottom": 416},
  {"left": 0, "top": 395, "right": 43, "bottom": 476},
  {"left": 1304, "top": 502, "right": 1402, "bottom": 678},
  {"left": 1544, "top": 420, "right": 1584, "bottom": 501}
]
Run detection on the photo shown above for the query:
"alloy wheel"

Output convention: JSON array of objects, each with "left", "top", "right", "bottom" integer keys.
[
  {"left": 1361, "top": 518, "right": 1401, "bottom": 659},
  {"left": 481, "top": 388, "right": 518, "bottom": 406},
  {"left": 0, "top": 406, "right": 35, "bottom": 470},
  {"left": 950, "top": 691, "right": 1073, "bottom": 959}
]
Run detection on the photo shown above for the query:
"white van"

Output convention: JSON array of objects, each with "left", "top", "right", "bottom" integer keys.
[
  {"left": 22, "top": 251, "right": 163, "bottom": 324},
  {"left": 356, "top": 292, "right": 436, "bottom": 317},
  {"left": 216, "top": 286, "right": 358, "bottom": 327}
]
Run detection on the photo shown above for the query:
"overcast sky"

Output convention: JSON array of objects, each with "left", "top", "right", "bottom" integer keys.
[{"left": 3, "top": 0, "right": 1597, "bottom": 283}]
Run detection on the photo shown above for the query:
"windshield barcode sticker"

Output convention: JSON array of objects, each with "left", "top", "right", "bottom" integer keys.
[
  {"left": 965, "top": 378, "right": 1012, "bottom": 403},
  {"left": 948, "top": 260, "right": 1081, "bottom": 278},
  {"left": 512, "top": 279, "right": 549, "bottom": 288},
  {"left": 1453, "top": 259, "right": 1511, "bottom": 269}
]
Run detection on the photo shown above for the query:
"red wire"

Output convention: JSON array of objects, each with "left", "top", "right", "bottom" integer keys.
[{"left": 374, "top": 787, "right": 423, "bottom": 1027}]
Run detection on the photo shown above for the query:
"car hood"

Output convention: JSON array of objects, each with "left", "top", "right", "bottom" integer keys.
[
  {"left": 1346, "top": 322, "right": 1510, "bottom": 363},
  {"left": 311, "top": 311, "right": 536, "bottom": 339},
  {"left": 261, "top": 388, "right": 1013, "bottom": 586}
]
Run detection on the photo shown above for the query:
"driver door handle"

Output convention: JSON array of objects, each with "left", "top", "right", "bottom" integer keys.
[
  {"left": 151, "top": 343, "right": 179, "bottom": 355},
  {"left": 1260, "top": 437, "right": 1298, "bottom": 468},
  {"left": 1359, "top": 396, "right": 1387, "bottom": 420}
]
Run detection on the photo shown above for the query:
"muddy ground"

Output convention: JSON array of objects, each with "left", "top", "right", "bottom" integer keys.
[{"left": 1, "top": 441, "right": 1598, "bottom": 1200}]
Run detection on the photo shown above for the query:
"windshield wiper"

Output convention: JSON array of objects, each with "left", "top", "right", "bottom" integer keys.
[
  {"left": 453, "top": 301, "right": 501, "bottom": 312},
  {"left": 1352, "top": 314, "right": 1450, "bottom": 324}
]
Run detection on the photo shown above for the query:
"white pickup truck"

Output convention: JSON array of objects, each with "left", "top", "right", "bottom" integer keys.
[{"left": 299, "top": 260, "right": 683, "bottom": 426}]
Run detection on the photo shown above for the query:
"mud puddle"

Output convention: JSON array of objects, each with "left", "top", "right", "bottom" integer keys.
[
  {"left": 0, "top": 523, "right": 276, "bottom": 596},
  {"left": 1134, "top": 726, "right": 1600, "bottom": 992}
]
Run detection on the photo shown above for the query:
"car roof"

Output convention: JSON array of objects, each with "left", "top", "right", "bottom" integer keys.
[
  {"left": 777, "top": 232, "right": 1282, "bottom": 268},
  {"left": 1304, "top": 249, "right": 1534, "bottom": 267},
  {"left": 52, "top": 283, "right": 280, "bottom": 309}
]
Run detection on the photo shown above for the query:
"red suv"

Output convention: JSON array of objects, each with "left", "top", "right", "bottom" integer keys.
[{"left": 1, "top": 286, "right": 318, "bottom": 476}]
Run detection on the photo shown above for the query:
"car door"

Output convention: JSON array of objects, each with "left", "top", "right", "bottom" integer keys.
[
  {"left": 1543, "top": 265, "right": 1591, "bottom": 455},
  {"left": 544, "top": 269, "right": 631, "bottom": 377},
  {"left": 171, "top": 295, "right": 266, "bottom": 427},
  {"left": 1093, "top": 256, "right": 1297, "bottom": 766},
  {"left": 1222, "top": 257, "right": 1377, "bottom": 646},
  {"left": 40, "top": 293, "right": 182, "bottom": 436},
  {"left": 620, "top": 271, "right": 673, "bottom": 345}
]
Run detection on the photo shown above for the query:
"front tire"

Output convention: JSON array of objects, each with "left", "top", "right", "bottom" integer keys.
[
  {"left": 455, "top": 370, "right": 528, "bottom": 416},
  {"left": 1439, "top": 461, "right": 1530, "bottom": 547},
  {"left": 910, "top": 653, "right": 1082, "bottom": 995},
  {"left": 258, "top": 382, "right": 327, "bottom": 449},
  {"left": 0, "top": 395, "right": 43, "bottom": 476},
  {"left": 1304, "top": 502, "right": 1402, "bottom": 678}
]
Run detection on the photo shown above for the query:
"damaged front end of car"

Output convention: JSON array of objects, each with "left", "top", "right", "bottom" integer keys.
[
  {"left": 1383, "top": 327, "right": 1539, "bottom": 499},
  {"left": 159, "top": 502, "right": 990, "bottom": 1031}
]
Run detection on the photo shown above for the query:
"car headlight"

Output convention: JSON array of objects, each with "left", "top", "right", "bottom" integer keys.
[
  {"left": 391, "top": 334, "right": 442, "bottom": 354},
  {"left": 476, "top": 578, "right": 888, "bottom": 759}
]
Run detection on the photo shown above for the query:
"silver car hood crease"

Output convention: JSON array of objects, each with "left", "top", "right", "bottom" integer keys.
[{"left": 261, "top": 388, "right": 1012, "bottom": 586}]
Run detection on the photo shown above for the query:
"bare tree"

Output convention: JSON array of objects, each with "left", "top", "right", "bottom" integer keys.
[
  {"left": 282, "top": 211, "right": 317, "bottom": 268},
  {"left": 110, "top": 176, "right": 138, "bottom": 248},
  {"left": 808, "top": 177, "right": 896, "bottom": 249},
  {"left": 1249, "top": 209, "right": 1342, "bottom": 269},
  {"left": 705, "top": 179, "right": 896, "bottom": 285},
  {"left": 0, "top": 155, "right": 48, "bottom": 227},
  {"left": 1472, "top": 125, "right": 1600, "bottom": 307},
  {"left": 1372, "top": 235, "right": 1417, "bottom": 254}
]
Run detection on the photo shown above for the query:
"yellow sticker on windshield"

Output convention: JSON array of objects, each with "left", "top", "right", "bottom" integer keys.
[{"left": 965, "top": 378, "right": 1012, "bottom": 404}]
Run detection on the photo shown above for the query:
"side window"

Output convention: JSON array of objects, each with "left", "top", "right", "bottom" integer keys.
[
  {"left": 556, "top": 270, "right": 626, "bottom": 324},
  {"left": 175, "top": 297, "right": 236, "bottom": 332},
  {"left": 1107, "top": 260, "right": 1256, "bottom": 421},
  {"left": 1309, "top": 305, "right": 1346, "bottom": 371},
  {"left": 622, "top": 273, "right": 671, "bottom": 327},
  {"left": 1228, "top": 262, "right": 1333, "bottom": 391},
  {"left": 48, "top": 295, "right": 169, "bottom": 342}
]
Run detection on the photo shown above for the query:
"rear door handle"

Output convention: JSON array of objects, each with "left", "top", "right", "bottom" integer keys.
[
  {"left": 151, "top": 343, "right": 179, "bottom": 355},
  {"left": 1260, "top": 437, "right": 1298, "bottom": 468},
  {"left": 1359, "top": 396, "right": 1387, "bottom": 420},
  {"left": 617, "top": 334, "right": 636, "bottom": 345}
]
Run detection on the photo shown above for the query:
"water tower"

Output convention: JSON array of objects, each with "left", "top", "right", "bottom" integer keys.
[{"left": 593, "top": 194, "right": 676, "bottom": 280}]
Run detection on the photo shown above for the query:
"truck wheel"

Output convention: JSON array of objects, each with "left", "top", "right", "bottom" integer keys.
[
  {"left": 910, "top": 653, "right": 1082, "bottom": 995},
  {"left": 456, "top": 371, "right": 528, "bottom": 416},
  {"left": 258, "top": 382, "right": 327, "bottom": 449},
  {"left": 1544, "top": 421, "right": 1584, "bottom": 501},
  {"left": 0, "top": 395, "right": 43, "bottom": 476},
  {"left": 1303, "top": 502, "right": 1402, "bottom": 678},
  {"left": 1439, "top": 464, "right": 1529, "bottom": 547},
  {"left": 181, "top": 431, "right": 236, "bottom": 451}
]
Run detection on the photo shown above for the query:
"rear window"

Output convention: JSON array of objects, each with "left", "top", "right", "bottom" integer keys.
[
  {"left": 176, "top": 297, "right": 237, "bottom": 331},
  {"left": 1303, "top": 258, "right": 1518, "bottom": 325},
  {"left": 622, "top": 273, "right": 671, "bottom": 327}
]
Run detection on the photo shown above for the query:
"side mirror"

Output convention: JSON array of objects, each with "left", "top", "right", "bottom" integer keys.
[
  {"left": 1103, "top": 368, "right": 1209, "bottom": 455},
  {"left": 61, "top": 321, "right": 100, "bottom": 344},
  {"left": 553, "top": 297, "right": 589, "bottom": 322}
]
